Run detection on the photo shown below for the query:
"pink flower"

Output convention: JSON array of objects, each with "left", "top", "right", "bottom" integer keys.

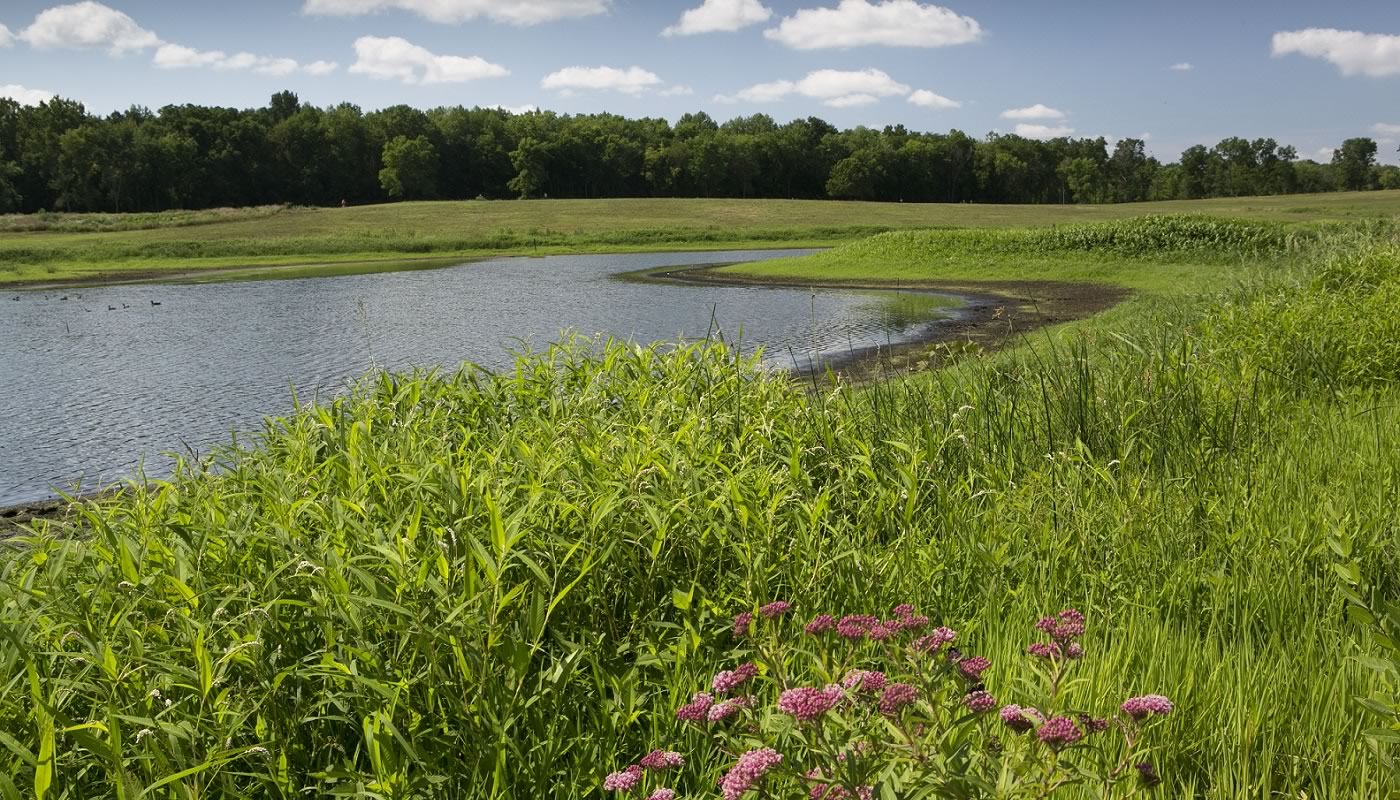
[
  {"left": 878, "top": 683, "right": 918, "bottom": 716},
  {"left": 841, "top": 670, "right": 887, "bottom": 693},
  {"left": 779, "top": 686, "right": 844, "bottom": 722},
  {"left": 759, "top": 600, "right": 792, "bottom": 619},
  {"left": 720, "top": 748, "right": 783, "bottom": 800},
  {"left": 1037, "top": 609, "right": 1086, "bottom": 642},
  {"left": 912, "top": 627, "right": 957, "bottom": 653},
  {"left": 891, "top": 603, "right": 917, "bottom": 618},
  {"left": 712, "top": 662, "right": 758, "bottom": 694},
  {"left": 1037, "top": 716, "right": 1083, "bottom": 749},
  {"left": 836, "top": 614, "right": 878, "bottom": 640},
  {"left": 603, "top": 764, "right": 643, "bottom": 792},
  {"left": 732, "top": 612, "right": 754, "bottom": 638},
  {"left": 958, "top": 656, "right": 991, "bottom": 680},
  {"left": 1121, "top": 694, "right": 1173, "bottom": 720},
  {"left": 1078, "top": 714, "right": 1110, "bottom": 734},
  {"left": 805, "top": 614, "right": 836, "bottom": 635},
  {"left": 676, "top": 692, "right": 714, "bottom": 724},
  {"left": 708, "top": 697, "right": 751, "bottom": 722},
  {"left": 1000, "top": 704, "right": 1044, "bottom": 733},
  {"left": 895, "top": 614, "right": 929, "bottom": 632},
  {"left": 964, "top": 690, "right": 996, "bottom": 713},
  {"left": 1066, "top": 642, "right": 1084, "bottom": 659},
  {"left": 867, "top": 623, "right": 897, "bottom": 642},
  {"left": 806, "top": 769, "right": 873, "bottom": 800},
  {"left": 639, "top": 750, "right": 685, "bottom": 771},
  {"left": 647, "top": 790, "right": 676, "bottom": 800},
  {"left": 1026, "top": 642, "right": 1062, "bottom": 659}
]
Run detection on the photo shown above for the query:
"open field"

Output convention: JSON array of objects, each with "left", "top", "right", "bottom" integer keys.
[
  {"left": 2, "top": 211, "right": 1398, "bottom": 797},
  {"left": 2, "top": 191, "right": 1399, "bottom": 285}
]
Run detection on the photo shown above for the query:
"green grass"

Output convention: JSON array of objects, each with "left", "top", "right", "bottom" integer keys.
[
  {"left": 2, "top": 218, "right": 1399, "bottom": 797},
  {"left": 3, "top": 192, "right": 1400, "bottom": 285}
]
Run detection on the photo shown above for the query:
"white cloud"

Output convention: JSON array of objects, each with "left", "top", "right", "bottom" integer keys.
[
  {"left": 20, "top": 1, "right": 160, "bottom": 53},
  {"left": 663, "top": 0, "right": 771, "bottom": 36},
  {"left": 1272, "top": 28, "right": 1400, "bottom": 77},
  {"left": 718, "top": 68, "right": 911, "bottom": 107},
  {"left": 303, "top": 0, "right": 609, "bottom": 25},
  {"left": 764, "top": 0, "right": 980, "bottom": 50},
  {"left": 1169, "top": 62, "right": 1193, "bottom": 71},
  {"left": 0, "top": 84, "right": 56, "bottom": 105},
  {"left": 155, "top": 44, "right": 336, "bottom": 76},
  {"left": 0, "top": 24, "right": 14, "bottom": 48},
  {"left": 498, "top": 104, "right": 539, "bottom": 114},
  {"left": 1015, "top": 123, "right": 1074, "bottom": 139},
  {"left": 1306, "top": 146, "right": 1335, "bottom": 162},
  {"left": 350, "top": 36, "right": 509, "bottom": 84},
  {"left": 1372, "top": 123, "right": 1400, "bottom": 135},
  {"left": 907, "top": 89, "right": 959, "bottom": 109},
  {"left": 1001, "top": 103, "right": 1065, "bottom": 120},
  {"left": 659, "top": 85, "right": 695, "bottom": 96},
  {"left": 541, "top": 65, "right": 662, "bottom": 94}
]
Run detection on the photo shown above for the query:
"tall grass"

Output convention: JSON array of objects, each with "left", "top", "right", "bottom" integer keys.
[{"left": 1, "top": 229, "right": 1398, "bottom": 797}]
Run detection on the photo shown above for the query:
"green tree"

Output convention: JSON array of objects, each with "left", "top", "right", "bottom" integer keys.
[
  {"left": 378, "top": 135, "right": 437, "bottom": 200},
  {"left": 507, "top": 136, "right": 550, "bottom": 198},
  {"left": 1332, "top": 138, "right": 1378, "bottom": 191}
]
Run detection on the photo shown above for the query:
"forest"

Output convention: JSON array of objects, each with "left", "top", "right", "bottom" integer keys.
[{"left": 1, "top": 90, "right": 1396, "bottom": 214}]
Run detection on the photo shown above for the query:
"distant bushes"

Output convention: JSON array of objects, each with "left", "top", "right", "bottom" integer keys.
[{"left": 0, "top": 205, "right": 291, "bottom": 234}]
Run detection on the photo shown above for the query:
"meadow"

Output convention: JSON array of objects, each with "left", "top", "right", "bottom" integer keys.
[
  {"left": 1, "top": 203, "right": 1399, "bottom": 798},
  {"left": 2, "top": 190, "right": 1399, "bottom": 285}
]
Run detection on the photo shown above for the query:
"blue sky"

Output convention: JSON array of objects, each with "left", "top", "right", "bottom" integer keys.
[{"left": 2, "top": 0, "right": 1398, "bottom": 163}]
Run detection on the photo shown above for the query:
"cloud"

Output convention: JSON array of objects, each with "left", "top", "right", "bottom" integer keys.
[
  {"left": 20, "top": 1, "right": 160, "bottom": 53},
  {"left": 303, "top": 0, "right": 609, "bottom": 25},
  {"left": 1272, "top": 28, "right": 1400, "bottom": 77},
  {"left": 764, "top": 0, "right": 980, "bottom": 50},
  {"left": 541, "top": 65, "right": 662, "bottom": 94},
  {"left": 0, "top": 84, "right": 56, "bottom": 105},
  {"left": 154, "top": 44, "right": 336, "bottom": 76},
  {"left": 719, "top": 68, "right": 911, "bottom": 107},
  {"left": 498, "top": 104, "right": 539, "bottom": 114},
  {"left": 1169, "top": 62, "right": 1193, "bottom": 71},
  {"left": 907, "top": 89, "right": 959, "bottom": 109},
  {"left": 1372, "top": 122, "right": 1400, "bottom": 135},
  {"left": 350, "top": 36, "right": 508, "bottom": 84},
  {"left": 1305, "top": 146, "right": 1335, "bottom": 162},
  {"left": 0, "top": 24, "right": 14, "bottom": 48},
  {"left": 1001, "top": 103, "right": 1065, "bottom": 120},
  {"left": 1014, "top": 123, "right": 1074, "bottom": 139},
  {"left": 663, "top": 0, "right": 771, "bottom": 36},
  {"left": 659, "top": 85, "right": 695, "bottom": 96}
]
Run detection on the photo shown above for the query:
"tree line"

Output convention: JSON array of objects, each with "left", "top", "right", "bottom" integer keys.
[{"left": 1, "top": 90, "right": 1396, "bottom": 214}]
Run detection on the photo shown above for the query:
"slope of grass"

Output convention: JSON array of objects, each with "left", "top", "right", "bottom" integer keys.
[
  {"left": 2, "top": 191, "right": 1399, "bottom": 285},
  {"left": 2, "top": 225, "right": 1398, "bottom": 797}
]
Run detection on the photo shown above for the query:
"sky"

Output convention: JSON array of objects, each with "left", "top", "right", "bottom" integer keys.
[{"left": 1, "top": 0, "right": 1398, "bottom": 164}]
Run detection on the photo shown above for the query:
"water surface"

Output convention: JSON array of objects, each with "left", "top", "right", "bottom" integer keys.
[{"left": 0, "top": 250, "right": 959, "bottom": 504}]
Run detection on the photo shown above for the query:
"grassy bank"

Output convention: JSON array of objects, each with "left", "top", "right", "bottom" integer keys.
[
  {"left": 2, "top": 217, "right": 1398, "bottom": 797},
  {"left": 3, "top": 192, "right": 1399, "bottom": 285}
]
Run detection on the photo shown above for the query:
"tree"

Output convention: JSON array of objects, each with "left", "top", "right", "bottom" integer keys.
[
  {"left": 378, "top": 135, "right": 437, "bottom": 200},
  {"left": 1332, "top": 138, "right": 1378, "bottom": 191},
  {"left": 507, "top": 136, "right": 550, "bottom": 198}
]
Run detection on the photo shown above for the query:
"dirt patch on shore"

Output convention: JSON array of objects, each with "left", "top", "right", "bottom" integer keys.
[
  {"left": 0, "top": 495, "right": 82, "bottom": 537},
  {"left": 655, "top": 266, "right": 1131, "bottom": 382}
]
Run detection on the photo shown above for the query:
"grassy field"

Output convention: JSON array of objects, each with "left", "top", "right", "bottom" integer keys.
[
  {"left": 2, "top": 209, "right": 1399, "bottom": 797},
  {"left": 2, "top": 191, "right": 1399, "bottom": 285}
]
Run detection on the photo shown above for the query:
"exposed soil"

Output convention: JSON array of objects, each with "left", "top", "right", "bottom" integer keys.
[
  {"left": 653, "top": 265, "right": 1131, "bottom": 383},
  {"left": 0, "top": 495, "right": 89, "bottom": 538}
]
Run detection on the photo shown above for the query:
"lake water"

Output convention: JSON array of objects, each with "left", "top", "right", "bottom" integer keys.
[{"left": 0, "top": 250, "right": 962, "bottom": 505}]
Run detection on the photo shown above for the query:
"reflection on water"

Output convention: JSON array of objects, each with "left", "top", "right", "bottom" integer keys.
[{"left": 0, "top": 250, "right": 960, "bottom": 504}]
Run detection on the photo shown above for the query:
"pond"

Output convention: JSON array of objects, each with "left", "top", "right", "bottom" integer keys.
[{"left": 0, "top": 250, "right": 963, "bottom": 505}]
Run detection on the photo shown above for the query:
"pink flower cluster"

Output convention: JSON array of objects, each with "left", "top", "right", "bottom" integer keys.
[
  {"left": 647, "top": 790, "right": 676, "bottom": 800},
  {"left": 809, "top": 778, "right": 874, "bottom": 800},
  {"left": 779, "top": 686, "right": 845, "bottom": 722},
  {"left": 712, "top": 662, "right": 758, "bottom": 694},
  {"left": 912, "top": 627, "right": 957, "bottom": 653},
  {"left": 759, "top": 600, "right": 792, "bottom": 619},
  {"left": 720, "top": 748, "right": 783, "bottom": 800},
  {"left": 708, "top": 696, "right": 752, "bottom": 723},
  {"left": 1026, "top": 642, "right": 1061, "bottom": 660},
  {"left": 836, "top": 614, "right": 879, "bottom": 640},
  {"left": 732, "top": 612, "right": 754, "bottom": 638},
  {"left": 964, "top": 690, "right": 997, "bottom": 713},
  {"left": 1035, "top": 608, "right": 1086, "bottom": 643},
  {"left": 603, "top": 765, "right": 642, "bottom": 792},
  {"left": 1121, "top": 695, "right": 1174, "bottom": 720},
  {"left": 1078, "top": 714, "right": 1110, "bottom": 734},
  {"left": 676, "top": 692, "right": 714, "bottom": 724},
  {"left": 805, "top": 614, "right": 836, "bottom": 635},
  {"left": 841, "top": 670, "right": 887, "bottom": 694},
  {"left": 958, "top": 656, "right": 991, "bottom": 680},
  {"left": 999, "top": 704, "right": 1045, "bottom": 733},
  {"left": 638, "top": 750, "right": 684, "bottom": 771},
  {"left": 1037, "top": 716, "right": 1083, "bottom": 749},
  {"left": 878, "top": 683, "right": 918, "bottom": 716}
]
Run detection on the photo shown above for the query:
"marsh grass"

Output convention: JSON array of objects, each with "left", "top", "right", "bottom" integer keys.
[{"left": 1, "top": 225, "right": 1398, "bottom": 798}]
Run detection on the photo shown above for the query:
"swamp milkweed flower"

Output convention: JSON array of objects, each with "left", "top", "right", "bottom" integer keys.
[
  {"left": 805, "top": 614, "right": 836, "bottom": 635},
  {"left": 712, "top": 662, "right": 758, "bottom": 694},
  {"left": 647, "top": 790, "right": 676, "bottom": 800},
  {"left": 638, "top": 750, "right": 684, "bottom": 771},
  {"left": 707, "top": 697, "right": 751, "bottom": 722},
  {"left": 1121, "top": 694, "right": 1174, "bottom": 720},
  {"left": 732, "top": 611, "right": 755, "bottom": 638},
  {"left": 720, "top": 748, "right": 784, "bottom": 800},
  {"left": 676, "top": 692, "right": 714, "bottom": 724},
  {"left": 841, "top": 670, "right": 887, "bottom": 694},
  {"left": 878, "top": 683, "right": 918, "bottom": 716},
  {"left": 779, "top": 686, "right": 844, "bottom": 722},
  {"left": 912, "top": 627, "right": 957, "bottom": 653},
  {"left": 1036, "top": 608, "right": 1086, "bottom": 642},
  {"left": 836, "top": 614, "right": 879, "bottom": 640},
  {"left": 1037, "top": 716, "right": 1083, "bottom": 749},
  {"left": 964, "top": 690, "right": 997, "bottom": 713},
  {"left": 603, "top": 765, "right": 642, "bottom": 792},
  {"left": 759, "top": 600, "right": 792, "bottom": 619},
  {"left": 958, "top": 656, "right": 991, "bottom": 680},
  {"left": 1000, "top": 704, "right": 1044, "bottom": 733}
]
